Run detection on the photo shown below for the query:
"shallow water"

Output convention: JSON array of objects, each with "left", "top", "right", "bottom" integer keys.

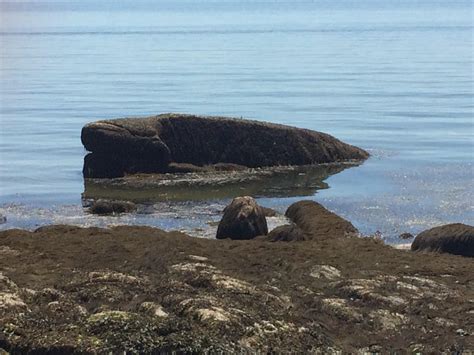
[{"left": 0, "top": 0, "right": 473, "bottom": 242}]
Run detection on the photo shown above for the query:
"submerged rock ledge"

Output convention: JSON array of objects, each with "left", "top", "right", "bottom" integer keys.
[
  {"left": 0, "top": 202, "right": 472, "bottom": 353},
  {"left": 82, "top": 163, "right": 354, "bottom": 202},
  {"left": 81, "top": 114, "right": 369, "bottom": 178}
]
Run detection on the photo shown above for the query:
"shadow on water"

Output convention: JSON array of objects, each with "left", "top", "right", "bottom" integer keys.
[{"left": 82, "top": 163, "right": 359, "bottom": 203}]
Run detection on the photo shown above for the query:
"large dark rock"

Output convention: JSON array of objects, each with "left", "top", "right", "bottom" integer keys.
[
  {"left": 216, "top": 196, "right": 268, "bottom": 240},
  {"left": 0, "top": 214, "right": 6, "bottom": 224},
  {"left": 411, "top": 223, "right": 474, "bottom": 257},
  {"left": 266, "top": 224, "right": 306, "bottom": 242},
  {"left": 81, "top": 114, "right": 369, "bottom": 178},
  {"left": 285, "top": 200, "right": 358, "bottom": 240}
]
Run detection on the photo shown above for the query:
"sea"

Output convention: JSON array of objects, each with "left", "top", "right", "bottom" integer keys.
[{"left": 0, "top": 0, "right": 473, "bottom": 243}]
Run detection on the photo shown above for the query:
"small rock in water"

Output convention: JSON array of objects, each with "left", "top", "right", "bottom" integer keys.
[
  {"left": 0, "top": 214, "right": 6, "bottom": 224},
  {"left": 399, "top": 232, "right": 414, "bottom": 240},
  {"left": 261, "top": 206, "right": 278, "bottom": 217},
  {"left": 89, "top": 199, "right": 137, "bottom": 215}
]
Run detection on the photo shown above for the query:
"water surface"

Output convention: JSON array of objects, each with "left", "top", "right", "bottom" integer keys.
[{"left": 0, "top": 0, "right": 473, "bottom": 242}]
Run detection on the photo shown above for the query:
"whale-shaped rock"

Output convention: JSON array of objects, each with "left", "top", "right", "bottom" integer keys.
[{"left": 81, "top": 113, "right": 369, "bottom": 178}]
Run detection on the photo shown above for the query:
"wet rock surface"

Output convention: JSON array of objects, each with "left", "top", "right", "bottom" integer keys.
[
  {"left": 0, "top": 204, "right": 473, "bottom": 352},
  {"left": 81, "top": 114, "right": 369, "bottom": 178},
  {"left": 411, "top": 223, "right": 474, "bottom": 257},
  {"left": 216, "top": 196, "right": 268, "bottom": 240},
  {"left": 285, "top": 200, "right": 359, "bottom": 239}
]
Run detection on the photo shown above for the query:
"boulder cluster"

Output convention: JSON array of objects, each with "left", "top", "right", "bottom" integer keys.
[
  {"left": 84, "top": 193, "right": 473, "bottom": 258},
  {"left": 215, "top": 197, "right": 360, "bottom": 241},
  {"left": 216, "top": 196, "right": 473, "bottom": 257}
]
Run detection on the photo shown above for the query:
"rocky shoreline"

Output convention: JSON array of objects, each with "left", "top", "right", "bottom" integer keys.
[
  {"left": 1, "top": 116, "right": 472, "bottom": 353},
  {"left": 1, "top": 200, "right": 473, "bottom": 353}
]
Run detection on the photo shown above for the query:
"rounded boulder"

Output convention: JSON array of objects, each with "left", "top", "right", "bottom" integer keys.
[
  {"left": 285, "top": 200, "right": 358, "bottom": 240},
  {"left": 216, "top": 196, "right": 268, "bottom": 240},
  {"left": 411, "top": 223, "right": 474, "bottom": 257}
]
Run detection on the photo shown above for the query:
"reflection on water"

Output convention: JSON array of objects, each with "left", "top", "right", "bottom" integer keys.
[
  {"left": 82, "top": 163, "right": 354, "bottom": 202},
  {"left": 0, "top": 163, "right": 355, "bottom": 237}
]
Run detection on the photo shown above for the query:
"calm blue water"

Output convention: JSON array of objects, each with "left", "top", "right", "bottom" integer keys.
[{"left": 0, "top": 0, "right": 473, "bottom": 242}]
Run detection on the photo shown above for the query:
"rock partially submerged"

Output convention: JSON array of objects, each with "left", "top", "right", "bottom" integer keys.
[
  {"left": 0, "top": 215, "right": 5, "bottom": 224},
  {"left": 411, "top": 223, "right": 474, "bottom": 257},
  {"left": 89, "top": 199, "right": 137, "bottom": 215},
  {"left": 285, "top": 200, "right": 358, "bottom": 239},
  {"left": 81, "top": 114, "right": 369, "bottom": 178},
  {"left": 218, "top": 198, "right": 357, "bottom": 242},
  {"left": 216, "top": 196, "right": 268, "bottom": 240}
]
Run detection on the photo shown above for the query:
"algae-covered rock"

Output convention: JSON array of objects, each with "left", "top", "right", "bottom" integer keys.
[
  {"left": 216, "top": 196, "right": 268, "bottom": 240},
  {"left": 285, "top": 200, "right": 358, "bottom": 239},
  {"left": 81, "top": 114, "right": 369, "bottom": 178},
  {"left": 89, "top": 199, "right": 137, "bottom": 215},
  {"left": 411, "top": 223, "right": 474, "bottom": 257},
  {"left": 86, "top": 311, "right": 164, "bottom": 353}
]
